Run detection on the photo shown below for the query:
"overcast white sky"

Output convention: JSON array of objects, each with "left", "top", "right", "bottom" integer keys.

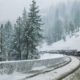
[{"left": 0, "top": 0, "right": 68, "bottom": 23}]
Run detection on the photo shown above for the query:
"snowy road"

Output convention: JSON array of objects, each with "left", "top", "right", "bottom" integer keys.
[{"left": 24, "top": 56, "right": 80, "bottom": 80}]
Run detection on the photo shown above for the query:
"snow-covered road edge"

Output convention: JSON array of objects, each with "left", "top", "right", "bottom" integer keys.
[
  {"left": 20, "top": 56, "right": 71, "bottom": 80},
  {"left": 25, "top": 56, "right": 80, "bottom": 80},
  {"left": 54, "top": 56, "right": 80, "bottom": 80}
]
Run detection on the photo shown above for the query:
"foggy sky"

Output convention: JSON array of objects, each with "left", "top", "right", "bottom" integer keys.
[{"left": 0, "top": 0, "right": 68, "bottom": 23}]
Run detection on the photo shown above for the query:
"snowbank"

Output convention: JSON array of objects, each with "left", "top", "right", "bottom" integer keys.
[
  {"left": 0, "top": 72, "right": 27, "bottom": 80},
  {"left": 40, "top": 53, "right": 63, "bottom": 59},
  {"left": 38, "top": 31, "right": 80, "bottom": 51}
]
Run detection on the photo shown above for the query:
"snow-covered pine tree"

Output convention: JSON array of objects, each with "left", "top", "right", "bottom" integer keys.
[
  {"left": 4, "top": 21, "right": 13, "bottom": 60},
  {"left": 22, "top": 8, "right": 28, "bottom": 26},
  {"left": 21, "top": 8, "right": 29, "bottom": 59},
  {"left": 53, "top": 20, "right": 63, "bottom": 42},
  {"left": 22, "top": 22, "right": 30, "bottom": 59},
  {"left": 25, "top": 0, "right": 42, "bottom": 59},
  {"left": 53, "top": 8, "right": 63, "bottom": 42},
  {"left": 69, "top": 22, "right": 75, "bottom": 36},
  {"left": 11, "top": 17, "right": 23, "bottom": 60},
  {"left": 71, "top": 1, "right": 80, "bottom": 32},
  {"left": 0, "top": 24, "right": 4, "bottom": 61}
]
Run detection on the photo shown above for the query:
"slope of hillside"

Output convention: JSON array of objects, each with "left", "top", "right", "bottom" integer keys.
[{"left": 38, "top": 31, "right": 80, "bottom": 51}]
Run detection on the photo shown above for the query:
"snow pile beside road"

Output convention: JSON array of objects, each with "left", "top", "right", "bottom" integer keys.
[
  {"left": 40, "top": 54, "right": 64, "bottom": 59},
  {"left": 0, "top": 72, "right": 27, "bottom": 80}
]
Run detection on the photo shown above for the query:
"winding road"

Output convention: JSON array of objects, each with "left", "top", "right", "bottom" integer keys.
[{"left": 21, "top": 56, "right": 80, "bottom": 80}]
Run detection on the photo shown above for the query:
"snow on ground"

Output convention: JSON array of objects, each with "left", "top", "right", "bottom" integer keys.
[
  {"left": 37, "top": 31, "right": 80, "bottom": 51},
  {"left": 40, "top": 53, "right": 63, "bottom": 59},
  {"left": 32, "top": 54, "right": 64, "bottom": 70},
  {"left": 0, "top": 53, "right": 64, "bottom": 80},
  {"left": 0, "top": 72, "right": 27, "bottom": 80},
  {"left": 32, "top": 66, "right": 46, "bottom": 71}
]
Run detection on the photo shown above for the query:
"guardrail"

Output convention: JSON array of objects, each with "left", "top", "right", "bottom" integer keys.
[{"left": 0, "top": 56, "right": 70, "bottom": 75}]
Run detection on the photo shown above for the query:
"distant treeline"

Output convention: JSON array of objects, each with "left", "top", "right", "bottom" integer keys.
[{"left": 43, "top": 0, "right": 80, "bottom": 44}]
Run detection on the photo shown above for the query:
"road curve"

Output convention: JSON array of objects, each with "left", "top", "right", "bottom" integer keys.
[{"left": 24, "top": 56, "right": 80, "bottom": 80}]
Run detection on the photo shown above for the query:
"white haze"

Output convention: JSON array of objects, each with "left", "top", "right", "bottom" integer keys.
[{"left": 0, "top": 0, "right": 72, "bottom": 23}]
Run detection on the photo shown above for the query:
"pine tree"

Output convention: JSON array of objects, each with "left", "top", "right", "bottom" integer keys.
[
  {"left": 4, "top": 21, "right": 13, "bottom": 60},
  {"left": 71, "top": 1, "right": 80, "bottom": 32},
  {"left": 53, "top": 8, "right": 63, "bottom": 42},
  {"left": 53, "top": 20, "right": 63, "bottom": 42},
  {"left": 22, "top": 22, "right": 30, "bottom": 59},
  {"left": 69, "top": 22, "right": 75, "bottom": 36},
  {"left": 24, "top": 0, "right": 42, "bottom": 59},
  {"left": 0, "top": 24, "right": 4, "bottom": 61},
  {"left": 21, "top": 8, "right": 28, "bottom": 59},
  {"left": 22, "top": 8, "right": 28, "bottom": 26},
  {"left": 11, "top": 17, "right": 22, "bottom": 60}
]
